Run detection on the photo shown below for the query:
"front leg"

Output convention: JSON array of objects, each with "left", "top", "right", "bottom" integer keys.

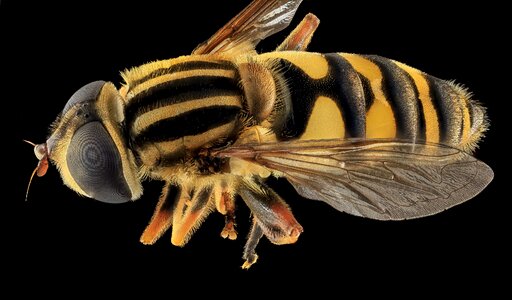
[
  {"left": 171, "top": 183, "right": 214, "bottom": 246},
  {"left": 213, "top": 181, "right": 238, "bottom": 240},
  {"left": 140, "top": 182, "right": 175, "bottom": 245},
  {"left": 220, "top": 191, "right": 238, "bottom": 240}
]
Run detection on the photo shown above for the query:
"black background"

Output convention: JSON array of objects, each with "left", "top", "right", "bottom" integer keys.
[{"left": 1, "top": 0, "right": 508, "bottom": 293}]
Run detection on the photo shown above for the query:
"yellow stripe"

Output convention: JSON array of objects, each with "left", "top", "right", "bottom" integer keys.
[
  {"left": 461, "top": 103, "right": 471, "bottom": 145},
  {"left": 260, "top": 51, "right": 329, "bottom": 79},
  {"left": 153, "top": 139, "right": 182, "bottom": 153},
  {"left": 132, "top": 95, "right": 241, "bottom": 135},
  {"left": 128, "top": 69, "right": 236, "bottom": 99},
  {"left": 122, "top": 55, "right": 215, "bottom": 85},
  {"left": 341, "top": 54, "right": 396, "bottom": 138},
  {"left": 394, "top": 61, "right": 440, "bottom": 143},
  {"left": 152, "top": 123, "right": 237, "bottom": 154},
  {"left": 300, "top": 96, "right": 345, "bottom": 140},
  {"left": 96, "top": 83, "right": 142, "bottom": 199},
  {"left": 137, "top": 140, "right": 181, "bottom": 168},
  {"left": 183, "top": 122, "right": 237, "bottom": 150}
]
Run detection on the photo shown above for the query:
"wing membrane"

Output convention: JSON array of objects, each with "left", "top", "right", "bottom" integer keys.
[
  {"left": 193, "top": 0, "right": 303, "bottom": 55},
  {"left": 217, "top": 139, "right": 494, "bottom": 220}
]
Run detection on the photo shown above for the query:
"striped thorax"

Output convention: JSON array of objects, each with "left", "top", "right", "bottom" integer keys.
[{"left": 121, "top": 56, "right": 245, "bottom": 177}]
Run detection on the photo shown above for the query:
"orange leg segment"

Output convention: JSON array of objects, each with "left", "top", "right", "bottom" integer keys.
[
  {"left": 140, "top": 182, "right": 175, "bottom": 245},
  {"left": 276, "top": 13, "right": 320, "bottom": 51},
  {"left": 213, "top": 181, "right": 238, "bottom": 240},
  {"left": 171, "top": 185, "right": 214, "bottom": 246},
  {"left": 220, "top": 191, "right": 237, "bottom": 240}
]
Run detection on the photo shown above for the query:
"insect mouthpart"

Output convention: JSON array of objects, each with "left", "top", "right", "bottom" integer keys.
[{"left": 24, "top": 140, "right": 50, "bottom": 201}]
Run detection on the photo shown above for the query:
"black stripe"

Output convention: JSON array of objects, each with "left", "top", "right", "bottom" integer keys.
[
  {"left": 458, "top": 97, "right": 468, "bottom": 143},
  {"left": 160, "top": 147, "right": 187, "bottom": 166},
  {"left": 125, "top": 76, "right": 240, "bottom": 130},
  {"left": 131, "top": 60, "right": 236, "bottom": 87},
  {"left": 191, "top": 186, "right": 213, "bottom": 212},
  {"left": 133, "top": 106, "right": 240, "bottom": 146},
  {"left": 162, "top": 184, "right": 179, "bottom": 211},
  {"left": 324, "top": 54, "right": 366, "bottom": 138},
  {"left": 458, "top": 115, "right": 465, "bottom": 142},
  {"left": 366, "top": 55, "right": 419, "bottom": 140},
  {"left": 402, "top": 71, "right": 426, "bottom": 141},
  {"left": 468, "top": 100, "right": 476, "bottom": 131},
  {"left": 358, "top": 73, "right": 375, "bottom": 111},
  {"left": 269, "top": 60, "right": 313, "bottom": 138},
  {"left": 426, "top": 75, "right": 455, "bottom": 144},
  {"left": 272, "top": 54, "right": 366, "bottom": 139},
  {"left": 416, "top": 95, "right": 426, "bottom": 141}
]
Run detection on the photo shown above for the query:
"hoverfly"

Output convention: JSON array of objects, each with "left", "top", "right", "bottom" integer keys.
[{"left": 26, "top": 0, "right": 493, "bottom": 269}]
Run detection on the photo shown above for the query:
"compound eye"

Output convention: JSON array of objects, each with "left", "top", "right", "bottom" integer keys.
[
  {"left": 66, "top": 122, "right": 132, "bottom": 203},
  {"left": 63, "top": 81, "right": 106, "bottom": 113}
]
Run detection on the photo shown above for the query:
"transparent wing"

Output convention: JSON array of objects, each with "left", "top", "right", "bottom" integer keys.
[
  {"left": 192, "top": 0, "right": 303, "bottom": 55},
  {"left": 217, "top": 139, "right": 494, "bottom": 220}
]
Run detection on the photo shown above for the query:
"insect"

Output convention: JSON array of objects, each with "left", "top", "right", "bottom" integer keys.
[{"left": 26, "top": 0, "right": 493, "bottom": 269}]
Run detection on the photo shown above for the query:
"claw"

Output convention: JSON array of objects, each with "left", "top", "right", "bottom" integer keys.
[
  {"left": 242, "top": 219, "right": 264, "bottom": 269},
  {"left": 215, "top": 185, "right": 238, "bottom": 240},
  {"left": 221, "top": 216, "right": 237, "bottom": 240},
  {"left": 242, "top": 254, "right": 258, "bottom": 270}
]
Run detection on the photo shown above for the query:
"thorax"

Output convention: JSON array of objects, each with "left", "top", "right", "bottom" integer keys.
[{"left": 120, "top": 55, "right": 245, "bottom": 178}]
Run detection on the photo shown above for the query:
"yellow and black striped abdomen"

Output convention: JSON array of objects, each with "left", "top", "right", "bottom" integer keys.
[
  {"left": 121, "top": 56, "right": 244, "bottom": 167},
  {"left": 263, "top": 52, "right": 487, "bottom": 152}
]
